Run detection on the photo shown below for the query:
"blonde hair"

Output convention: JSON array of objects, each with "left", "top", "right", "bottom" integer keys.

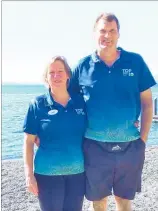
[{"left": 43, "top": 56, "right": 71, "bottom": 87}]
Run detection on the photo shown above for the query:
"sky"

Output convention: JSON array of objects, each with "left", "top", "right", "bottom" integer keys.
[{"left": 2, "top": 1, "right": 158, "bottom": 84}]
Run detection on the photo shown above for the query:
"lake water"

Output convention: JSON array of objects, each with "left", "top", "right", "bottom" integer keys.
[{"left": 2, "top": 84, "right": 158, "bottom": 160}]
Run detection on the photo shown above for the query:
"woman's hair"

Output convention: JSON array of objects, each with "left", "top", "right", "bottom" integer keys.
[{"left": 43, "top": 56, "right": 71, "bottom": 86}]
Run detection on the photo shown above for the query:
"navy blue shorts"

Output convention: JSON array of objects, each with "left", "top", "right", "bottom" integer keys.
[
  {"left": 83, "top": 138, "right": 145, "bottom": 200},
  {"left": 34, "top": 172, "right": 85, "bottom": 211}
]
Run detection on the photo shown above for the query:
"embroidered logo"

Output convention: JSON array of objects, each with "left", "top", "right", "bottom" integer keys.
[
  {"left": 122, "top": 69, "right": 134, "bottom": 77},
  {"left": 75, "top": 109, "right": 85, "bottom": 115},
  {"left": 112, "top": 145, "right": 121, "bottom": 151}
]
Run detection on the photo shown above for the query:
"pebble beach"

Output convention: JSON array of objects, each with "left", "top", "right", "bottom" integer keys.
[{"left": 2, "top": 146, "right": 158, "bottom": 211}]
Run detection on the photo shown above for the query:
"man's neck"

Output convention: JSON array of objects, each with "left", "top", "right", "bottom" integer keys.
[{"left": 97, "top": 48, "right": 120, "bottom": 66}]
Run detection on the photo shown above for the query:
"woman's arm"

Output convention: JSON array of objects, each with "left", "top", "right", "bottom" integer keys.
[{"left": 23, "top": 133, "right": 38, "bottom": 196}]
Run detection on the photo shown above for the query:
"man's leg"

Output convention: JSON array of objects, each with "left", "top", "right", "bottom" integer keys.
[
  {"left": 83, "top": 139, "right": 114, "bottom": 205},
  {"left": 115, "top": 196, "right": 132, "bottom": 211},
  {"left": 113, "top": 139, "right": 145, "bottom": 211},
  {"left": 93, "top": 197, "right": 108, "bottom": 211}
]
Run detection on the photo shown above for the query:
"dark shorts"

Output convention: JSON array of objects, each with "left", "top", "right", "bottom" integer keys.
[
  {"left": 34, "top": 172, "right": 85, "bottom": 211},
  {"left": 83, "top": 138, "right": 145, "bottom": 201}
]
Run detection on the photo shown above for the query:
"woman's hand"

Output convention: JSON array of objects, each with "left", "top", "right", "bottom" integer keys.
[{"left": 26, "top": 174, "right": 39, "bottom": 196}]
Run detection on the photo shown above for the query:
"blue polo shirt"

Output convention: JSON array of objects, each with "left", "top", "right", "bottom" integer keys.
[
  {"left": 23, "top": 90, "right": 87, "bottom": 175},
  {"left": 69, "top": 47, "right": 156, "bottom": 143}
]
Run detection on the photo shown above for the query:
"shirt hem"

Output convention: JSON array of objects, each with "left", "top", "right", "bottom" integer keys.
[
  {"left": 34, "top": 169, "right": 85, "bottom": 176},
  {"left": 84, "top": 135, "right": 140, "bottom": 143}
]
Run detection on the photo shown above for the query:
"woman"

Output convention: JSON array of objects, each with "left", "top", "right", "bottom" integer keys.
[{"left": 23, "top": 56, "right": 87, "bottom": 211}]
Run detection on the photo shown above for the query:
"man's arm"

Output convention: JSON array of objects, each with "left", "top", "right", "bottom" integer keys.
[
  {"left": 68, "top": 65, "right": 81, "bottom": 95},
  {"left": 140, "top": 88, "right": 153, "bottom": 142}
]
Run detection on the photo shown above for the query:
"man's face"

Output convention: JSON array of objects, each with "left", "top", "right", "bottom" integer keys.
[{"left": 94, "top": 19, "right": 119, "bottom": 51}]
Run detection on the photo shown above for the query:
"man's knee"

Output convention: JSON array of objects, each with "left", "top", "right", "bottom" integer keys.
[
  {"left": 93, "top": 197, "right": 108, "bottom": 211},
  {"left": 115, "top": 196, "right": 132, "bottom": 211}
]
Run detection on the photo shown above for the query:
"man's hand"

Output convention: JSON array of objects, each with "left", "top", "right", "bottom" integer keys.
[
  {"left": 134, "top": 120, "right": 139, "bottom": 128},
  {"left": 34, "top": 137, "right": 40, "bottom": 147},
  {"left": 140, "top": 89, "right": 153, "bottom": 143}
]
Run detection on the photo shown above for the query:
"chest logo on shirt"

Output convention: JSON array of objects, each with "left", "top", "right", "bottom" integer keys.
[
  {"left": 122, "top": 69, "right": 134, "bottom": 77},
  {"left": 75, "top": 109, "right": 85, "bottom": 115},
  {"left": 48, "top": 109, "right": 58, "bottom": 115}
]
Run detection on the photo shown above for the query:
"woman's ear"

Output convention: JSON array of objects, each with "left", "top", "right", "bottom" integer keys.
[{"left": 118, "top": 32, "right": 120, "bottom": 39}]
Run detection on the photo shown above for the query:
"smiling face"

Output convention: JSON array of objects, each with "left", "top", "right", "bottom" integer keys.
[
  {"left": 46, "top": 60, "right": 69, "bottom": 89},
  {"left": 94, "top": 19, "right": 120, "bottom": 51}
]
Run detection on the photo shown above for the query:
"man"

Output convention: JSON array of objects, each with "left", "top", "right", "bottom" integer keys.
[{"left": 69, "top": 13, "right": 157, "bottom": 211}]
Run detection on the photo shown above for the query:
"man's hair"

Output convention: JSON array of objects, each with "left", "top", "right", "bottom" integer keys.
[
  {"left": 94, "top": 12, "right": 120, "bottom": 31},
  {"left": 43, "top": 56, "right": 71, "bottom": 86}
]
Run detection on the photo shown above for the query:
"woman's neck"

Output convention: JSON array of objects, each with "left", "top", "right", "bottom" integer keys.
[{"left": 50, "top": 88, "right": 70, "bottom": 106}]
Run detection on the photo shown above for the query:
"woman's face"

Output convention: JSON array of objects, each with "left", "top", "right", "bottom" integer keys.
[{"left": 47, "top": 60, "right": 69, "bottom": 89}]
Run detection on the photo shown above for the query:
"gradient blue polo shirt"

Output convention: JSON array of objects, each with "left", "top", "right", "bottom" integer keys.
[
  {"left": 23, "top": 90, "right": 87, "bottom": 175},
  {"left": 69, "top": 47, "right": 156, "bottom": 142}
]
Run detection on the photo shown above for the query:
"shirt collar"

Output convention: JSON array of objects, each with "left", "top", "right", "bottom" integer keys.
[
  {"left": 91, "top": 51, "right": 101, "bottom": 63},
  {"left": 44, "top": 89, "right": 75, "bottom": 107},
  {"left": 44, "top": 89, "right": 54, "bottom": 107},
  {"left": 91, "top": 47, "right": 127, "bottom": 63}
]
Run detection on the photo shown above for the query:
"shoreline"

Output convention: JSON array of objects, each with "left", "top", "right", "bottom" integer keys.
[{"left": 2, "top": 146, "right": 158, "bottom": 211}]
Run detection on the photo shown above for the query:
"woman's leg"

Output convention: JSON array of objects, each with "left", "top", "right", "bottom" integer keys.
[
  {"left": 35, "top": 173, "right": 65, "bottom": 211},
  {"left": 63, "top": 172, "right": 85, "bottom": 211}
]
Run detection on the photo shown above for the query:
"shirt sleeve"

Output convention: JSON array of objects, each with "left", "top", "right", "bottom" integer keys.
[
  {"left": 23, "top": 100, "right": 39, "bottom": 135},
  {"left": 138, "top": 56, "right": 157, "bottom": 92}
]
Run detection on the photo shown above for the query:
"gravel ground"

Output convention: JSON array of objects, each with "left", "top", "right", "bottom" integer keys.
[{"left": 2, "top": 146, "right": 158, "bottom": 211}]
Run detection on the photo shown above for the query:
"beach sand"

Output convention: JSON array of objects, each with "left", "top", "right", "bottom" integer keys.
[{"left": 2, "top": 146, "right": 158, "bottom": 211}]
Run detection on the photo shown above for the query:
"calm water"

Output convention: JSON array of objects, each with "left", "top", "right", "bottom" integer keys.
[{"left": 2, "top": 84, "right": 158, "bottom": 160}]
